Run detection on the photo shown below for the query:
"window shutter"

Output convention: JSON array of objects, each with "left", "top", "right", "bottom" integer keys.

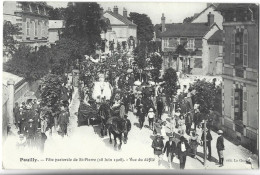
[
  {"left": 242, "top": 86, "right": 248, "bottom": 125},
  {"left": 35, "top": 19, "right": 38, "bottom": 36},
  {"left": 230, "top": 30, "right": 235, "bottom": 65},
  {"left": 243, "top": 29, "right": 248, "bottom": 67},
  {"left": 231, "top": 84, "right": 235, "bottom": 119}
]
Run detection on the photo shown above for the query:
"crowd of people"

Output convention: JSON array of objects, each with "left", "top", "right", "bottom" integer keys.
[{"left": 14, "top": 78, "right": 74, "bottom": 152}]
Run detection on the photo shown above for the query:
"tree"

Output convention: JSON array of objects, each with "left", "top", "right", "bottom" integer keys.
[
  {"left": 150, "top": 53, "right": 163, "bottom": 70},
  {"left": 63, "top": 2, "right": 108, "bottom": 56},
  {"left": 3, "top": 45, "right": 50, "bottom": 81},
  {"left": 48, "top": 7, "right": 66, "bottom": 20},
  {"left": 189, "top": 79, "right": 221, "bottom": 115},
  {"left": 128, "top": 12, "right": 154, "bottom": 42},
  {"left": 3, "top": 21, "right": 21, "bottom": 57},
  {"left": 163, "top": 68, "right": 178, "bottom": 103},
  {"left": 183, "top": 16, "right": 194, "bottom": 23},
  {"left": 133, "top": 42, "right": 147, "bottom": 69}
]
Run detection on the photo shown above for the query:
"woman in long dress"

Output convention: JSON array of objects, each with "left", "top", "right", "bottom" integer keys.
[{"left": 178, "top": 115, "right": 185, "bottom": 136}]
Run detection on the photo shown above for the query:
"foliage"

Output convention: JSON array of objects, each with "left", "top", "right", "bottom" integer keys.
[
  {"left": 189, "top": 79, "right": 221, "bottom": 115},
  {"left": 40, "top": 74, "right": 63, "bottom": 107},
  {"left": 150, "top": 69, "right": 160, "bottom": 84},
  {"left": 163, "top": 68, "right": 178, "bottom": 101},
  {"left": 183, "top": 16, "right": 194, "bottom": 23},
  {"left": 128, "top": 12, "right": 154, "bottom": 42},
  {"left": 175, "top": 43, "right": 189, "bottom": 56},
  {"left": 63, "top": 2, "right": 108, "bottom": 55},
  {"left": 150, "top": 53, "right": 163, "bottom": 70},
  {"left": 48, "top": 7, "right": 66, "bottom": 20},
  {"left": 3, "top": 45, "right": 50, "bottom": 81},
  {"left": 133, "top": 42, "right": 147, "bottom": 69},
  {"left": 109, "top": 41, "right": 114, "bottom": 52},
  {"left": 3, "top": 21, "right": 21, "bottom": 57}
]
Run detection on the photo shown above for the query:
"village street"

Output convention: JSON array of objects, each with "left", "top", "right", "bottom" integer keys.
[{"left": 2, "top": 83, "right": 258, "bottom": 170}]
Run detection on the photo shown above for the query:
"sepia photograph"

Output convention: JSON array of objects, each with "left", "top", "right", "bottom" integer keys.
[{"left": 1, "top": 0, "right": 259, "bottom": 171}]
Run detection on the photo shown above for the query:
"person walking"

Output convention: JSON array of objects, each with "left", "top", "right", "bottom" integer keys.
[
  {"left": 163, "top": 134, "right": 177, "bottom": 168},
  {"left": 201, "top": 128, "right": 213, "bottom": 160},
  {"left": 189, "top": 131, "right": 199, "bottom": 158},
  {"left": 178, "top": 115, "right": 185, "bottom": 136},
  {"left": 129, "top": 90, "right": 135, "bottom": 112},
  {"left": 216, "top": 130, "right": 225, "bottom": 167},
  {"left": 152, "top": 134, "right": 164, "bottom": 166},
  {"left": 24, "top": 119, "right": 36, "bottom": 147},
  {"left": 58, "top": 106, "right": 69, "bottom": 137},
  {"left": 193, "top": 108, "right": 201, "bottom": 130},
  {"left": 185, "top": 112, "right": 192, "bottom": 135},
  {"left": 157, "top": 98, "right": 164, "bottom": 120},
  {"left": 177, "top": 136, "right": 190, "bottom": 169},
  {"left": 147, "top": 108, "right": 155, "bottom": 130},
  {"left": 169, "top": 115, "right": 176, "bottom": 135},
  {"left": 138, "top": 104, "right": 145, "bottom": 129}
]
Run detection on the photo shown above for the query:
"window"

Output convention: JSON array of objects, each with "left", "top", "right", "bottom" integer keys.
[
  {"left": 187, "top": 38, "right": 195, "bottom": 50},
  {"left": 26, "top": 20, "right": 30, "bottom": 36},
  {"left": 31, "top": 21, "right": 35, "bottom": 36},
  {"left": 243, "top": 29, "right": 248, "bottom": 67},
  {"left": 35, "top": 20, "right": 38, "bottom": 36},
  {"left": 42, "top": 21, "right": 45, "bottom": 36},
  {"left": 163, "top": 38, "right": 168, "bottom": 47},
  {"left": 230, "top": 30, "right": 235, "bottom": 65}
]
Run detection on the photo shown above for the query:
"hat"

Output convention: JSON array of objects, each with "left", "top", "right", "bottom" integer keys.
[
  {"left": 180, "top": 136, "right": 185, "bottom": 141},
  {"left": 140, "top": 104, "right": 143, "bottom": 106},
  {"left": 28, "top": 119, "right": 33, "bottom": 123},
  {"left": 156, "top": 133, "right": 161, "bottom": 137},
  {"left": 169, "top": 133, "right": 174, "bottom": 138},
  {"left": 19, "top": 134, "right": 24, "bottom": 138},
  {"left": 217, "top": 130, "right": 223, "bottom": 134},
  {"left": 149, "top": 108, "right": 154, "bottom": 112}
]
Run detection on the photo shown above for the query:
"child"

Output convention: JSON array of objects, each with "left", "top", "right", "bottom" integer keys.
[
  {"left": 147, "top": 108, "right": 155, "bottom": 130},
  {"left": 178, "top": 115, "right": 185, "bottom": 136},
  {"left": 169, "top": 115, "right": 176, "bottom": 135}
]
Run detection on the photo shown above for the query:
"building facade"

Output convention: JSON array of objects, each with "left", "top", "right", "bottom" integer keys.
[
  {"left": 3, "top": 1, "right": 52, "bottom": 49},
  {"left": 160, "top": 12, "right": 222, "bottom": 76},
  {"left": 48, "top": 20, "right": 65, "bottom": 46},
  {"left": 216, "top": 4, "right": 259, "bottom": 153},
  {"left": 102, "top": 6, "right": 137, "bottom": 52}
]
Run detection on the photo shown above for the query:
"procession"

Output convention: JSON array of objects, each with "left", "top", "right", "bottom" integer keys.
[{"left": 2, "top": 1, "right": 258, "bottom": 170}]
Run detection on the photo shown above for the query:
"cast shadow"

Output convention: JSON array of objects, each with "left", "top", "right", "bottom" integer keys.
[{"left": 134, "top": 122, "right": 140, "bottom": 128}]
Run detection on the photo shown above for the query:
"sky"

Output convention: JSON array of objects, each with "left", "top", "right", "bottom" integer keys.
[{"left": 47, "top": 1, "right": 207, "bottom": 24}]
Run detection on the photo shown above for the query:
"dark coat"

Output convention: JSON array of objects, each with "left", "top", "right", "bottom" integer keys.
[
  {"left": 216, "top": 135, "right": 225, "bottom": 151},
  {"left": 201, "top": 131, "right": 213, "bottom": 144},
  {"left": 163, "top": 141, "right": 177, "bottom": 156},
  {"left": 152, "top": 137, "right": 164, "bottom": 155},
  {"left": 58, "top": 111, "right": 69, "bottom": 125},
  {"left": 129, "top": 94, "right": 135, "bottom": 104},
  {"left": 176, "top": 140, "right": 190, "bottom": 157},
  {"left": 157, "top": 101, "right": 164, "bottom": 112}
]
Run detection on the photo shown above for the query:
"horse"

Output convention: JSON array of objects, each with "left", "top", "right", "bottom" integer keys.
[
  {"left": 106, "top": 117, "right": 131, "bottom": 150},
  {"left": 98, "top": 101, "right": 111, "bottom": 137}
]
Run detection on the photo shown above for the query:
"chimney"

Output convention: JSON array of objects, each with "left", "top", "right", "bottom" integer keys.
[
  {"left": 113, "top": 6, "right": 118, "bottom": 14},
  {"left": 208, "top": 12, "right": 214, "bottom": 26},
  {"left": 123, "top": 8, "right": 127, "bottom": 18},
  {"left": 161, "top": 13, "right": 166, "bottom": 32}
]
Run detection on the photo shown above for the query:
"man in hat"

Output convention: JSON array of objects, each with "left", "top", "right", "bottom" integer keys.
[
  {"left": 216, "top": 130, "right": 225, "bottom": 167},
  {"left": 185, "top": 112, "right": 192, "bottom": 135},
  {"left": 193, "top": 108, "right": 201, "bottom": 130},
  {"left": 58, "top": 106, "right": 69, "bottom": 137},
  {"left": 152, "top": 133, "right": 164, "bottom": 166},
  {"left": 201, "top": 128, "right": 213, "bottom": 160},
  {"left": 176, "top": 136, "right": 190, "bottom": 169},
  {"left": 138, "top": 104, "right": 146, "bottom": 129},
  {"left": 129, "top": 90, "right": 135, "bottom": 112},
  {"left": 24, "top": 119, "right": 36, "bottom": 147},
  {"left": 163, "top": 134, "right": 177, "bottom": 168},
  {"left": 157, "top": 98, "right": 164, "bottom": 120}
]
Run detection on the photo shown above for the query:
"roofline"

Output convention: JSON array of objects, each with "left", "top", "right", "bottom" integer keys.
[
  {"left": 190, "top": 4, "right": 220, "bottom": 23},
  {"left": 111, "top": 24, "right": 137, "bottom": 27},
  {"left": 104, "top": 11, "right": 137, "bottom": 26}
]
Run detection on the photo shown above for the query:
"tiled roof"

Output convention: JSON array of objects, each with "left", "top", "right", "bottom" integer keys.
[
  {"left": 105, "top": 11, "right": 137, "bottom": 26},
  {"left": 160, "top": 23, "right": 210, "bottom": 37},
  {"left": 208, "top": 30, "right": 223, "bottom": 42},
  {"left": 215, "top": 3, "right": 257, "bottom": 11}
]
